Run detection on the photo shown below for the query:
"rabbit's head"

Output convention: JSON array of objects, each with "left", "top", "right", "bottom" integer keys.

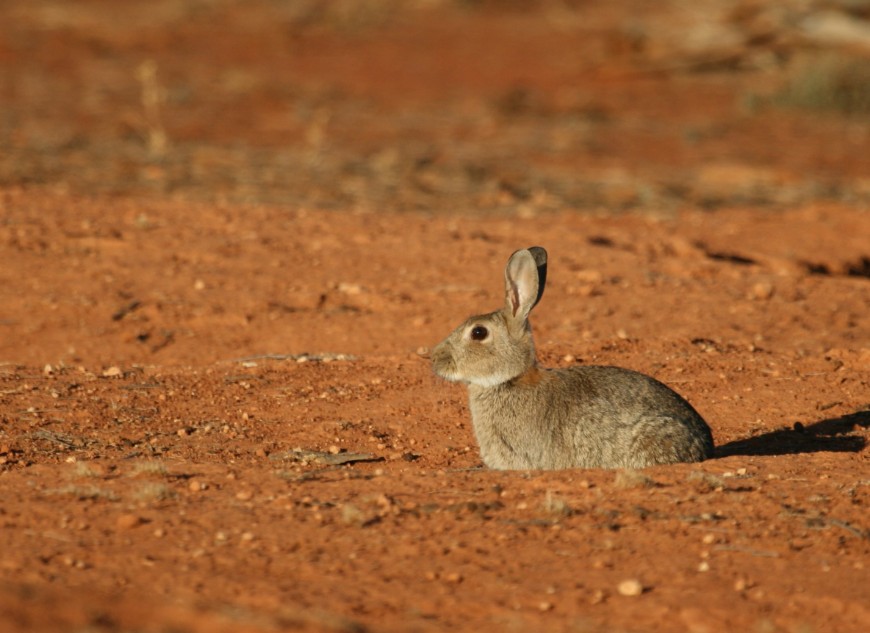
[{"left": 432, "top": 247, "right": 547, "bottom": 387}]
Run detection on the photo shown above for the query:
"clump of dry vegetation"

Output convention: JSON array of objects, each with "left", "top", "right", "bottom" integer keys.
[{"left": 774, "top": 53, "right": 870, "bottom": 116}]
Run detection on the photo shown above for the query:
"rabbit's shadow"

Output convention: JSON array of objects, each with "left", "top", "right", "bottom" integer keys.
[{"left": 716, "top": 410, "right": 869, "bottom": 457}]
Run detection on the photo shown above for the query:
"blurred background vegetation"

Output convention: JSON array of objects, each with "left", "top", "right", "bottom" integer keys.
[{"left": 2, "top": 0, "right": 869, "bottom": 212}]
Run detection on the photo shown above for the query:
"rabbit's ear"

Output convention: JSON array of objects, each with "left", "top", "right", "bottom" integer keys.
[{"left": 504, "top": 246, "right": 548, "bottom": 322}]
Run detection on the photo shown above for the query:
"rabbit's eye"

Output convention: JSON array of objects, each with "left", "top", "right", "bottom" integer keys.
[{"left": 470, "top": 325, "right": 489, "bottom": 341}]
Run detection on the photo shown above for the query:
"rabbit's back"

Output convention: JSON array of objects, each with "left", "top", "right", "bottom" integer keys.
[
  {"left": 565, "top": 365, "right": 713, "bottom": 468},
  {"left": 468, "top": 365, "right": 713, "bottom": 470}
]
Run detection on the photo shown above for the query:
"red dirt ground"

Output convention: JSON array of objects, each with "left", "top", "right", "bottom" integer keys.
[{"left": 1, "top": 2, "right": 868, "bottom": 632}]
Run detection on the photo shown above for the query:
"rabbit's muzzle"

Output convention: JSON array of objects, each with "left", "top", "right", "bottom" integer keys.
[{"left": 431, "top": 340, "right": 460, "bottom": 382}]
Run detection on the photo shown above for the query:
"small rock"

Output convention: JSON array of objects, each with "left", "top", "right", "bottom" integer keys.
[
  {"left": 748, "top": 588, "right": 766, "bottom": 601},
  {"left": 337, "top": 282, "right": 363, "bottom": 295},
  {"left": 575, "top": 269, "right": 604, "bottom": 284},
  {"left": 102, "top": 366, "right": 123, "bottom": 378},
  {"left": 589, "top": 589, "right": 606, "bottom": 605},
  {"left": 749, "top": 281, "right": 774, "bottom": 300},
  {"left": 116, "top": 514, "right": 143, "bottom": 530},
  {"left": 617, "top": 579, "right": 644, "bottom": 597}
]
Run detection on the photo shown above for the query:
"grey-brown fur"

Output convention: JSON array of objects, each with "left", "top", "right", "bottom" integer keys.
[{"left": 431, "top": 246, "right": 714, "bottom": 470}]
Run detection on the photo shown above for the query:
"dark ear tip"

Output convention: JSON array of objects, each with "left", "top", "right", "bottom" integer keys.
[
  {"left": 526, "top": 246, "right": 547, "bottom": 306},
  {"left": 527, "top": 246, "right": 548, "bottom": 267}
]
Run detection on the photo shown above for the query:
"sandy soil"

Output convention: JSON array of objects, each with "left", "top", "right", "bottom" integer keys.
[{"left": 1, "top": 2, "right": 868, "bottom": 632}]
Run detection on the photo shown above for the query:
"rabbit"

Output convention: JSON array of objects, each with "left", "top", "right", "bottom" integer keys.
[{"left": 431, "top": 246, "right": 714, "bottom": 470}]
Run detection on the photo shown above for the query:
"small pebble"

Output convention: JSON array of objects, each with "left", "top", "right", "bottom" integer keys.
[
  {"left": 750, "top": 281, "right": 774, "bottom": 300},
  {"left": 617, "top": 579, "right": 644, "bottom": 597},
  {"left": 748, "top": 588, "right": 766, "bottom": 601},
  {"left": 116, "top": 514, "right": 142, "bottom": 530}
]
